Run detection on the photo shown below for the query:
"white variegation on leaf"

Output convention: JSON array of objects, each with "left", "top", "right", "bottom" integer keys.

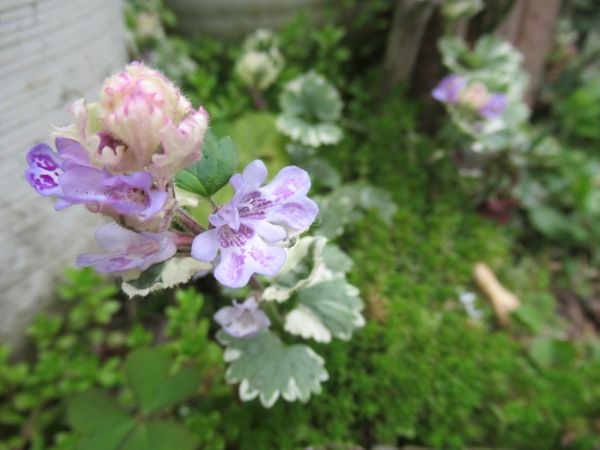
[
  {"left": 217, "top": 330, "right": 329, "bottom": 408},
  {"left": 262, "top": 236, "right": 325, "bottom": 302},
  {"left": 285, "top": 279, "right": 365, "bottom": 343},
  {"left": 262, "top": 236, "right": 365, "bottom": 343},
  {"left": 277, "top": 71, "right": 343, "bottom": 148},
  {"left": 121, "top": 257, "right": 212, "bottom": 298}
]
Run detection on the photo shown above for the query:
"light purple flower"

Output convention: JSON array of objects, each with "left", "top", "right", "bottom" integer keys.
[
  {"left": 478, "top": 93, "right": 507, "bottom": 120},
  {"left": 25, "top": 138, "right": 168, "bottom": 220},
  {"left": 76, "top": 223, "right": 176, "bottom": 273},
  {"left": 432, "top": 75, "right": 467, "bottom": 104},
  {"left": 214, "top": 297, "right": 270, "bottom": 337},
  {"left": 191, "top": 160, "right": 319, "bottom": 288}
]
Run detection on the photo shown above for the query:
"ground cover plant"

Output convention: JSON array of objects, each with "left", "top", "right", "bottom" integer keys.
[{"left": 2, "top": 1, "right": 600, "bottom": 449}]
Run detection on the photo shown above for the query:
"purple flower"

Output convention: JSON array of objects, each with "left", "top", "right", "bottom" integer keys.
[
  {"left": 478, "top": 93, "right": 507, "bottom": 120},
  {"left": 191, "top": 160, "right": 319, "bottom": 288},
  {"left": 432, "top": 75, "right": 467, "bottom": 104},
  {"left": 76, "top": 223, "right": 176, "bottom": 272},
  {"left": 214, "top": 297, "right": 271, "bottom": 337},
  {"left": 25, "top": 138, "right": 168, "bottom": 220}
]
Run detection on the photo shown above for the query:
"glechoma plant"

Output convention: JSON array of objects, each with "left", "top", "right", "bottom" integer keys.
[{"left": 25, "top": 62, "right": 365, "bottom": 408}]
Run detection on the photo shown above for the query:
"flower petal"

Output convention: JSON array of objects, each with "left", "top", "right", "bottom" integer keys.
[
  {"left": 261, "top": 165, "right": 311, "bottom": 201},
  {"left": 240, "top": 159, "right": 268, "bottom": 190},
  {"left": 191, "top": 229, "right": 220, "bottom": 262},
  {"left": 267, "top": 196, "right": 319, "bottom": 231},
  {"left": 26, "top": 143, "right": 61, "bottom": 171},
  {"left": 25, "top": 167, "right": 63, "bottom": 197},
  {"left": 214, "top": 233, "right": 286, "bottom": 288}
]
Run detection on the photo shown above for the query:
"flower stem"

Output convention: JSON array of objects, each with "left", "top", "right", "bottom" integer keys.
[{"left": 175, "top": 207, "right": 205, "bottom": 234}]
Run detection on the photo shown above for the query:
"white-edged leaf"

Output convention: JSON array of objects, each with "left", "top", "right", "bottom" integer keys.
[
  {"left": 217, "top": 330, "right": 329, "bottom": 408},
  {"left": 122, "top": 257, "right": 212, "bottom": 298},
  {"left": 285, "top": 279, "right": 365, "bottom": 343},
  {"left": 277, "top": 71, "right": 343, "bottom": 147}
]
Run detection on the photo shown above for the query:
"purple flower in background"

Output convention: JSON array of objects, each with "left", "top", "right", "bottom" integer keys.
[
  {"left": 191, "top": 160, "right": 319, "bottom": 288},
  {"left": 214, "top": 297, "right": 271, "bottom": 337},
  {"left": 478, "top": 93, "right": 507, "bottom": 120},
  {"left": 76, "top": 223, "right": 176, "bottom": 272},
  {"left": 432, "top": 75, "right": 467, "bottom": 104},
  {"left": 25, "top": 138, "right": 168, "bottom": 220}
]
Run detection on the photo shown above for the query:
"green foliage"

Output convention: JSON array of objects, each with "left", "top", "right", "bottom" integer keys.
[
  {"left": 554, "top": 72, "right": 600, "bottom": 144},
  {"left": 68, "top": 348, "right": 200, "bottom": 450},
  {"left": 217, "top": 330, "right": 329, "bottom": 408},
  {"left": 175, "top": 129, "right": 238, "bottom": 197},
  {"left": 277, "top": 71, "right": 343, "bottom": 147}
]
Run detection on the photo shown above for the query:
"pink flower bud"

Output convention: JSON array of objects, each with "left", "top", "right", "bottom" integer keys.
[
  {"left": 99, "top": 62, "right": 195, "bottom": 170},
  {"left": 459, "top": 82, "right": 490, "bottom": 111}
]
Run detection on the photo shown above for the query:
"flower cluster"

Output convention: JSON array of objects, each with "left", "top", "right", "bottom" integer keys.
[
  {"left": 25, "top": 62, "right": 319, "bottom": 338},
  {"left": 432, "top": 74, "right": 507, "bottom": 120},
  {"left": 26, "top": 62, "right": 208, "bottom": 232}
]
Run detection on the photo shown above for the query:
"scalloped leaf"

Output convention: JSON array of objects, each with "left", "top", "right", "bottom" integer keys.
[
  {"left": 175, "top": 129, "right": 238, "bottom": 197},
  {"left": 121, "top": 257, "right": 212, "bottom": 298},
  {"left": 285, "top": 279, "right": 365, "bottom": 343},
  {"left": 277, "top": 71, "right": 343, "bottom": 147},
  {"left": 217, "top": 330, "right": 329, "bottom": 408}
]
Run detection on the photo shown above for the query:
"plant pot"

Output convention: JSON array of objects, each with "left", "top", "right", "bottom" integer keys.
[{"left": 0, "top": 0, "right": 127, "bottom": 349}]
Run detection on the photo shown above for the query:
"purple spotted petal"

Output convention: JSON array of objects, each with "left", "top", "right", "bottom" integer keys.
[
  {"left": 59, "top": 167, "right": 167, "bottom": 219},
  {"left": 266, "top": 196, "right": 319, "bottom": 231},
  {"left": 27, "top": 143, "right": 62, "bottom": 171},
  {"left": 191, "top": 160, "right": 317, "bottom": 288},
  {"left": 478, "top": 93, "right": 507, "bottom": 120},
  {"left": 25, "top": 167, "right": 63, "bottom": 197},
  {"left": 76, "top": 223, "right": 176, "bottom": 273},
  {"left": 25, "top": 144, "right": 64, "bottom": 197},
  {"left": 214, "top": 228, "right": 286, "bottom": 288},
  {"left": 214, "top": 297, "right": 270, "bottom": 337},
  {"left": 261, "top": 165, "right": 311, "bottom": 200},
  {"left": 432, "top": 75, "right": 467, "bottom": 104}
]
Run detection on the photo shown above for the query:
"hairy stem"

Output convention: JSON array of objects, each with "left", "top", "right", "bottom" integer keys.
[{"left": 175, "top": 207, "right": 205, "bottom": 234}]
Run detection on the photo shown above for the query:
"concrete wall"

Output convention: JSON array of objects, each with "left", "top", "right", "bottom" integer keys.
[{"left": 0, "top": 0, "right": 126, "bottom": 349}]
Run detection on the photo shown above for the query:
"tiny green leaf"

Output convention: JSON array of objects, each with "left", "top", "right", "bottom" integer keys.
[{"left": 175, "top": 129, "right": 238, "bottom": 197}]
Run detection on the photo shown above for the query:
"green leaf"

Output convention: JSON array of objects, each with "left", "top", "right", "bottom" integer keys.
[
  {"left": 230, "top": 112, "right": 289, "bottom": 174},
  {"left": 147, "top": 365, "right": 203, "bottom": 412},
  {"left": 68, "top": 390, "right": 130, "bottom": 434},
  {"left": 315, "top": 183, "right": 397, "bottom": 238},
  {"left": 277, "top": 71, "right": 343, "bottom": 148},
  {"left": 218, "top": 330, "right": 329, "bottom": 408},
  {"left": 120, "top": 421, "right": 198, "bottom": 450},
  {"left": 175, "top": 128, "right": 238, "bottom": 197},
  {"left": 528, "top": 205, "right": 570, "bottom": 239},
  {"left": 286, "top": 279, "right": 365, "bottom": 343},
  {"left": 78, "top": 422, "right": 135, "bottom": 450},
  {"left": 124, "top": 349, "right": 170, "bottom": 414},
  {"left": 124, "top": 348, "right": 202, "bottom": 414},
  {"left": 121, "top": 257, "right": 212, "bottom": 298}
]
